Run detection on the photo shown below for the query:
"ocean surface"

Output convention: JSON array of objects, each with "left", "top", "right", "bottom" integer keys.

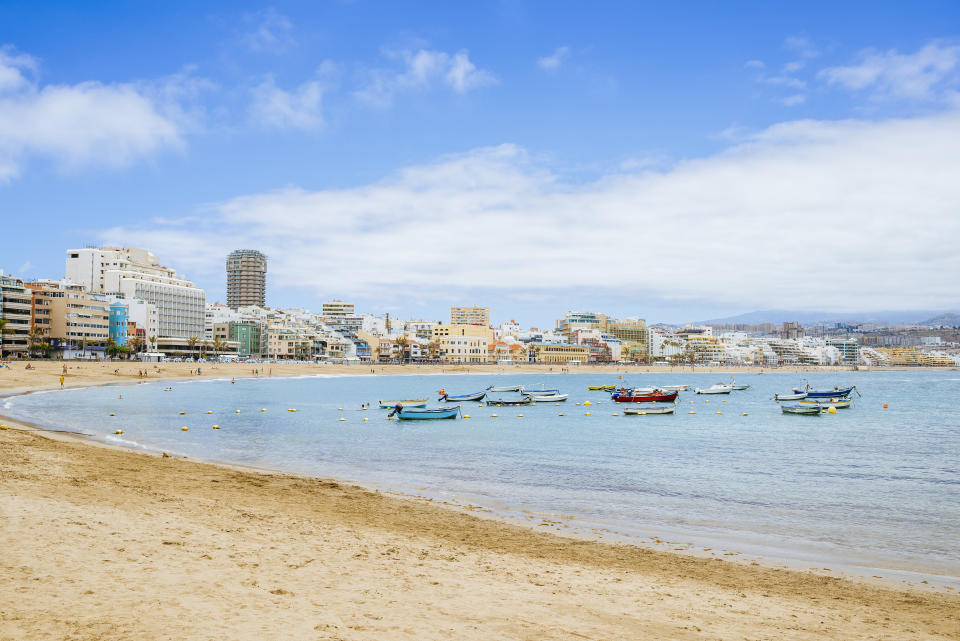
[{"left": 4, "top": 370, "right": 959, "bottom": 584}]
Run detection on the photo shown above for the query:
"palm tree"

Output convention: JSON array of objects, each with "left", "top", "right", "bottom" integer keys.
[
  {"left": 395, "top": 335, "right": 409, "bottom": 364},
  {"left": 187, "top": 336, "right": 198, "bottom": 360},
  {"left": 28, "top": 326, "right": 46, "bottom": 357},
  {"left": 211, "top": 336, "right": 225, "bottom": 360},
  {"left": 148, "top": 335, "right": 157, "bottom": 353},
  {"left": 427, "top": 340, "right": 441, "bottom": 362},
  {"left": 128, "top": 337, "right": 144, "bottom": 354}
]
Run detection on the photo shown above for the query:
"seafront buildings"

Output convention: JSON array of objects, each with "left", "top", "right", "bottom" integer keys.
[
  {"left": 226, "top": 249, "right": 267, "bottom": 309},
  {"left": 2, "top": 245, "right": 960, "bottom": 364}
]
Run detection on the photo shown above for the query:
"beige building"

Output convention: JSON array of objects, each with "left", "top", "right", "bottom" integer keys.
[
  {"left": 25, "top": 281, "right": 110, "bottom": 357},
  {"left": 450, "top": 305, "right": 490, "bottom": 327},
  {"left": 226, "top": 249, "right": 267, "bottom": 309},
  {"left": 527, "top": 343, "right": 590, "bottom": 364}
]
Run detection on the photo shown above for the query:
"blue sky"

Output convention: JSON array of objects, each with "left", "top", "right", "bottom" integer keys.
[{"left": 2, "top": 1, "right": 959, "bottom": 325}]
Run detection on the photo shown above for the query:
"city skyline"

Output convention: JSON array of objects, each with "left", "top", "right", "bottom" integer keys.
[{"left": 2, "top": 2, "right": 959, "bottom": 326}]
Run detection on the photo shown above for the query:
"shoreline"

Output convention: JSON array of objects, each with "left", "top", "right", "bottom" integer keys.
[{"left": 3, "top": 362, "right": 960, "bottom": 638}]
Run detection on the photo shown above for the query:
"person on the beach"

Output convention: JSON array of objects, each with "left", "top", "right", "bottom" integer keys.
[{"left": 59, "top": 375, "right": 64, "bottom": 389}]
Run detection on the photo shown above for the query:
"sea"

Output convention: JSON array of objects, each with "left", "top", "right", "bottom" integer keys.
[{"left": 3, "top": 369, "right": 959, "bottom": 586}]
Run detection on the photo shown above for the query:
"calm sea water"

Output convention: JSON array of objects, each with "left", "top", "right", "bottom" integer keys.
[{"left": 4, "top": 370, "right": 959, "bottom": 582}]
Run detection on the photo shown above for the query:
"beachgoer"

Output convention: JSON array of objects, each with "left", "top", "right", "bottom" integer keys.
[
  {"left": 59, "top": 375, "right": 64, "bottom": 389},
  {"left": 231, "top": 378, "right": 235, "bottom": 384}
]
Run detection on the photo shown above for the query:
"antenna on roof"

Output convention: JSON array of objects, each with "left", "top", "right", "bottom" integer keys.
[{"left": 83, "top": 242, "right": 98, "bottom": 249}]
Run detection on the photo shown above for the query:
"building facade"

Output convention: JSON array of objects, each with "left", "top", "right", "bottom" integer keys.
[
  {"left": 0, "top": 275, "right": 31, "bottom": 357},
  {"left": 226, "top": 249, "right": 267, "bottom": 309},
  {"left": 450, "top": 305, "right": 490, "bottom": 327}
]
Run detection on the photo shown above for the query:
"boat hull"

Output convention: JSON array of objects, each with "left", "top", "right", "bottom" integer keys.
[
  {"left": 488, "top": 385, "right": 524, "bottom": 392},
  {"left": 611, "top": 391, "right": 678, "bottom": 403},
  {"left": 658, "top": 384, "right": 689, "bottom": 392},
  {"left": 395, "top": 407, "right": 461, "bottom": 420},
  {"left": 798, "top": 398, "right": 852, "bottom": 408},
  {"left": 774, "top": 393, "right": 807, "bottom": 401},
  {"left": 587, "top": 385, "right": 617, "bottom": 391},
  {"left": 378, "top": 399, "right": 428, "bottom": 408},
  {"left": 793, "top": 386, "right": 854, "bottom": 398},
  {"left": 487, "top": 397, "right": 533, "bottom": 406},
  {"left": 623, "top": 406, "right": 675, "bottom": 415},
  {"left": 695, "top": 387, "right": 732, "bottom": 395},
  {"left": 781, "top": 404, "right": 820, "bottom": 415},
  {"left": 439, "top": 392, "right": 487, "bottom": 402},
  {"left": 526, "top": 393, "right": 568, "bottom": 402}
]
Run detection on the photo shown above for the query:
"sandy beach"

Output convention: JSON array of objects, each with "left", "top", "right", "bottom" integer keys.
[{"left": 2, "top": 361, "right": 959, "bottom": 640}]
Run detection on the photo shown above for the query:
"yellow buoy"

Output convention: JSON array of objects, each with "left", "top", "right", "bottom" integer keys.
[
  {"left": 0, "top": 424, "right": 8, "bottom": 430},
  {"left": 584, "top": 401, "right": 592, "bottom": 406},
  {"left": 518, "top": 414, "right": 524, "bottom": 418},
  {"left": 362, "top": 407, "right": 367, "bottom": 411},
  {"left": 690, "top": 400, "right": 694, "bottom": 404},
  {"left": 721, "top": 400, "right": 726, "bottom": 403},
  {"left": 463, "top": 414, "right": 470, "bottom": 419},
  {"left": 212, "top": 425, "right": 219, "bottom": 429},
  {"left": 387, "top": 416, "right": 394, "bottom": 421},
  {"left": 558, "top": 413, "right": 564, "bottom": 416},
  {"left": 716, "top": 411, "right": 722, "bottom": 415},
  {"left": 363, "top": 417, "right": 369, "bottom": 421},
  {"left": 585, "top": 412, "right": 591, "bottom": 416},
  {"left": 207, "top": 411, "right": 213, "bottom": 414},
  {"left": 109, "top": 413, "right": 115, "bottom": 416},
  {"left": 179, "top": 411, "right": 185, "bottom": 415},
  {"left": 262, "top": 408, "right": 268, "bottom": 412},
  {"left": 742, "top": 413, "right": 748, "bottom": 416},
  {"left": 828, "top": 406, "right": 837, "bottom": 414},
  {"left": 492, "top": 413, "right": 498, "bottom": 417},
  {"left": 704, "top": 400, "right": 709, "bottom": 403},
  {"left": 181, "top": 426, "right": 189, "bottom": 431},
  {"left": 287, "top": 408, "right": 296, "bottom": 412},
  {"left": 114, "top": 429, "right": 123, "bottom": 434},
  {"left": 235, "top": 410, "right": 241, "bottom": 413},
  {"left": 339, "top": 417, "right": 346, "bottom": 421},
  {"left": 612, "top": 413, "right": 619, "bottom": 416},
  {"left": 576, "top": 402, "right": 581, "bottom": 406},
  {"left": 689, "top": 411, "right": 696, "bottom": 414}
]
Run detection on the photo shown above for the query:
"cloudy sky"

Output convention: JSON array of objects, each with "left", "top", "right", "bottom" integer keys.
[{"left": 2, "top": 1, "right": 959, "bottom": 325}]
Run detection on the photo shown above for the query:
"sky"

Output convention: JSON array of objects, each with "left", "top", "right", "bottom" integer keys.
[{"left": 1, "top": 1, "right": 959, "bottom": 327}]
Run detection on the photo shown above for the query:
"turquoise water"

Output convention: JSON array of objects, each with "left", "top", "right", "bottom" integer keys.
[{"left": 4, "top": 370, "right": 959, "bottom": 582}]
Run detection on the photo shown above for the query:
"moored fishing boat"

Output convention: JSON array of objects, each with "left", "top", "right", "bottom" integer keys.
[
  {"left": 378, "top": 399, "right": 428, "bottom": 409},
  {"left": 487, "top": 384, "right": 524, "bottom": 393},
  {"left": 611, "top": 388, "right": 678, "bottom": 403},
  {"left": 438, "top": 390, "right": 487, "bottom": 402},
  {"left": 798, "top": 398, "right": 852, "bottom": 409},
  {"left": 390, "top": 406, "right": 461, "bottom": 420},
  {"left": 695, "top": 384, "right": 732, "bottom": 395},
  {"left": 525, "top": 393, "right": 568, "bottom": 402},
  {"left": 773, "top": 392, "right": 807, "bottom": 401},
  {"left": 523, "top": 386, "right": 560, "bottom": 395},
  {"left": 781, "top": 404, "right": 820, "bottom": 415},
  {"left": 486, "top": 397, "right": 533, "bottom": 406},
  {"left": 658, "top": 384, "right": 689, "bottom": 392},
  {"left": 792, "top": 385, "right": 856, "bottom": 398},
  {"left": 623, "top": 405, "right": 675, "bottom": 415},
  {"left": 587, "top": 384, "right": 617, "bottom": 391}
]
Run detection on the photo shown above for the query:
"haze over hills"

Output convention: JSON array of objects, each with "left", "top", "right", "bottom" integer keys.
[{"left": 698, "top": 310, "right": 960, "bottom": 327}]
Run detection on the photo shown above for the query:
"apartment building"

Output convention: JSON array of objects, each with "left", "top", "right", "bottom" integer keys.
[
  {"left": 24, "top": 280, "right": 110, "bottom": 358},
  {"left": 226, "top": 249, "right": 267, "bottom": 309},
  {"left": 450, "top": 305, "right": 490, "bottom": 327},
  {"left": 0, "top": 275, "right": 31, "bottom": 357}
]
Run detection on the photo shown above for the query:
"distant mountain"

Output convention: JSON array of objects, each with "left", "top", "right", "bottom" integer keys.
[
  {"left": 921, "top": 313, "right": 960, "bottom": 326},
  {"left": 698, "top": 309, "right": 959, "bottom": 327}
]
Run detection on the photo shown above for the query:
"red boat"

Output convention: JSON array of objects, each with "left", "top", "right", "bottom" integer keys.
[{"left": 611, "top": 388, "right": 678, "bottom": 403}]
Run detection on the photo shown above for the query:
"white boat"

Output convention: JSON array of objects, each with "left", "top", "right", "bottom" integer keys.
[
  {"left": 774, "top": 392, "right": 807, "bottom": 401},
  {"left": 658, "top": 384, "right": 689, "bottom": 392},
  {"left": 695, "top": 384, "right": 732, "bottom": 395},
  {"left": 781, "top": 404, "right": 820, "bottom": 415},
  {"left": 525, "top": 393, "right": 568, "bottom": 402},
  {"left": 623, "top": 405, "right": 675, "bottom": 415},
  {"left": 378, "top": 399, "right": 428, "bottom": 408},
  {"left": 798, "top": 398, "right": 852, "bottom": 409},
  {"left": 728, "top": 383, "right": 750, "bottom": 391},
  {"left": 487, "top": 384, "right": 524, "bottom": 393}
]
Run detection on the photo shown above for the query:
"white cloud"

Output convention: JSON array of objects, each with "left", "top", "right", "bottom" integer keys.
[
  {"left": 0, "top": 45, "right": 187, "bottom": 183},
  {"left": 101, "top": 110, "right": 960, "bottom": 312},
  {"left": 250, "top": 76, "right": 325, "bottom": 130},
  {"left": 784, "top": 35, "right": 820, "bottom": 59},
  {"left": 744, "top": 60, "right": 765, "bottom": 70},
  {"left": 538, "top": 46, "right": 571, "bottom": 71},
  {"left": 818, "top": 41, "right": 960, "bottom": 101},
  {"left": 780, "top": 94, "right": 806, "bottom": 107},
  {"left": 356, "top": 48, "right": 496, "bottom": 106},
  {"left": 242, "top": 8, "right": 295, "bottom": 54}
]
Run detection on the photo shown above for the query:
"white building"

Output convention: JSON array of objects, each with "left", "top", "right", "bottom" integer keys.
[{"left": 66, "top": 247, "right": 205, "bottom": 341}]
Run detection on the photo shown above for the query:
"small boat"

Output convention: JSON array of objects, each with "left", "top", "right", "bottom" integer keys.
[
  {"left": 438, "top": 390, "right": 487, "bottom": 402},
  {"left": 523, "top": 386, "right": 560, "bottom": 395},
  {"left": 587, "top": 385, "right": 617, "bottom": 391},
  {"left": 658, "top": 384, "right": 689, "bottom": 392},
  {"left": 792, "top": 385, "right": 855, "bottom": 398},
  {"left": 695, "top": 384, "right": 732, "bottom": 395},
  {"left": 774, "top": 392, "right": 807, "bottom": 401},
  {"left": 525, "top": 393, "right": 568, "bottom": 402},
  {"left": 728, "top": 383, "right": 750, "bottom": 391},
  {"left": 781, "top": 404, "right": 820, "bottom": 415},
  {"left": 611, "top": 388, "right": 679, "bottom": 403},
  {"left": 623, "top": 405, "right": 675, "bottom": 415},
  {"left": 487, "top": 384, "right": 524, "bottom": 393},
  {"left": 378, "top": 399, "right": 428, "bottom": 409},
  {"left": 486, "top": 397, "right": 533, "bottom": 406},
  {"left": 390, "top": 406, "right": 461, "bottom": 420},
  {"left": 798, "top": 398, "right": 852, "bottom": 409}
]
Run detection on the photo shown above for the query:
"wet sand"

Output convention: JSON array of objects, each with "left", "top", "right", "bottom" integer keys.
[{"left": 1, "top": 361, "right": 958, "bottom": 639}]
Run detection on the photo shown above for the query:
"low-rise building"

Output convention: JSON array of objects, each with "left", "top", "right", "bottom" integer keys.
[{"left": 527, "top": 342, "right": 590, "bottom": 364}]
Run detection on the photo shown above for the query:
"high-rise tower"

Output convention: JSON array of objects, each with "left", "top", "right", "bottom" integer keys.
[{"left": 226, "top": 249, "right": 267, "bottom": 309}]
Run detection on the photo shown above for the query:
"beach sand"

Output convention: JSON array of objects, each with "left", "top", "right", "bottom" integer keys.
[{"left": 2, "top": 361, "right": 959, "bottom": 640}]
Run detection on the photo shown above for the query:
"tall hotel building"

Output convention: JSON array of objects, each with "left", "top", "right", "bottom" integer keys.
[
  {"left": 450, "top": 305, "right": 490, "bottom": 327},
  {"left": 226, "top": 249, "right": 267, "bottom": 309},
  {"left": 65, "top": 247, "right": 205, "bottom": 341}
]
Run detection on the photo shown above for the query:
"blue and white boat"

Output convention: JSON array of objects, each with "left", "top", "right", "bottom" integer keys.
[{"left": 391, "top": 406, "right": 461, "bottom": 420}]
